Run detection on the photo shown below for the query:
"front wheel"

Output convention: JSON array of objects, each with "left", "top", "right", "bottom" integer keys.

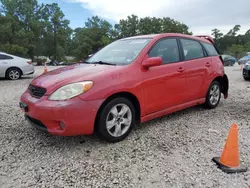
[
  {"left": 6, "top": 68, "right": 21, "bottom": 80},
  {"left": 204, "top": 81, "right": 221, "bottom": 109},
  {"left": 96, "top": 97, "right": 135, "bottom": 142}
]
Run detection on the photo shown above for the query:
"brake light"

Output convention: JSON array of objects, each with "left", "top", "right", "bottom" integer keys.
[{"left": 27, "top": 61, "right": 32, "bottom": 65}]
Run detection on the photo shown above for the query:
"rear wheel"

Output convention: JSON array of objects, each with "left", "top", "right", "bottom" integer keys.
[
  {"left": 6, "top": 68, "right": 21, "bottom": 80},
  {"left": 204, "top": 81, "right": 221, "bottom": 109},
  {"left": 96, "top": 97, "right": 135, "bottom": 142}
]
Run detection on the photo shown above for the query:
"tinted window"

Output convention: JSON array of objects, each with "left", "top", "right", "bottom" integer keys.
[
  {"left": 202, "top": 42, "right": 219, "bottom": 56},
  {"left": 149, "top": 38, "right": 180, "bottom": 64},
  {"left": 0, "top": 54, "right": 13, "bottom": 60},
  {"left": 181, "top": 39, "right": 204, "bottom": 60}
]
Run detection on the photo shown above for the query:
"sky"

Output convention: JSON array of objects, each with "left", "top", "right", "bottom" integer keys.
[{"left": 38, "top": 0, "right": 250, "bottom": 35}]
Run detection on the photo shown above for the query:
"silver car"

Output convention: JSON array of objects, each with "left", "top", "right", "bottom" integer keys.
[{"left": 0, "top": 52, "right": 35, "bottom": 80}]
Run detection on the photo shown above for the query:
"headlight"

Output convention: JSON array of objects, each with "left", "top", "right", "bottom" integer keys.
[{"left": 49, "top": 81, "right": 93, "bottom": 100}]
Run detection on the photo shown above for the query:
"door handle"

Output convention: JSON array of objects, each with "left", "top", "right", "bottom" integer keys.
[
  {"left": 177, "top": 67, "right": 185, "bottom": 72},
  {"left": 205, "top": 62, "right": 211, "bottom": 67}
]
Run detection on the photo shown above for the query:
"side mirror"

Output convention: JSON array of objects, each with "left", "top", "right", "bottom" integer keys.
[{"left": 142, "top": 57, "right": 162, "bottom": 69}]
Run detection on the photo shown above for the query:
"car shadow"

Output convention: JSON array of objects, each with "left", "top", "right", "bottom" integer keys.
[
  {"left": 0, "top": 76, "right": 34, "bottom": 81},
  {"left": 31, "top": 128, "right": 108, "bottom": 148},
  {"left": 137, "top": 104, "right": 206, "bottom": 130},
  {"left": 27, "top": 104, "right": 208, "bottom": 150}
]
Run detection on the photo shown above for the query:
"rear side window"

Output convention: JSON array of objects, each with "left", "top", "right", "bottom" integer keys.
[
  {"left": 180, "top": 39, "right": 204, "bottom": 61},
  {"left": 202, "top": 42, "right": 219, "bottom": 56},
  {"left": 148, "top": 38, "right": 180, "bottom": 64},
  {"left": 0, "top": 54, "right": 13, "bottom": 60}
]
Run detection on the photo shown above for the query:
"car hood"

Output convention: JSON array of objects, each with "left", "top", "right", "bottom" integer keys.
[{"left": 31, "top": 63, "right": 118, "bottom": 92}]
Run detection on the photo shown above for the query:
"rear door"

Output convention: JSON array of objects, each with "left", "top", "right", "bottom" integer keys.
[{"left": 179, "top": 38, "right": 213, "bottom": 102}]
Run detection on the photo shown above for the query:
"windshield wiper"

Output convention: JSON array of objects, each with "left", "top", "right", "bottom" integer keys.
[{"left": 86, "top": 61, "right": 116, "bottom": 66}]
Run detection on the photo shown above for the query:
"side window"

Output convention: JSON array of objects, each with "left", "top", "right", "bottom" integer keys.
[
  {"left": 0, "top": 54, "right": 13, "bottom": 60},
  {"left": 0, "top": 55, "right": 5, "bottom": 60},
  {"left": 201, "top": 42, "right": 219, "bottom": 56},
  {"left": 180, "top": 39, "right": 204, "bottom": 61},
  {"left": 148, "top": 38, "right": 180, "bottom": 64}
]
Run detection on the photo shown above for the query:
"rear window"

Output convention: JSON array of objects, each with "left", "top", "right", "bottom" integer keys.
[
  {"left": 180, "top": 39, "right": 204, "bottom": 61},
  {"left": 201, "top": 42, "right": 219, "bottom": 56}
]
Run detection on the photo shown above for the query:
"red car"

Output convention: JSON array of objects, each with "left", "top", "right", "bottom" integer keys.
[{"left": 20, "top": 33, "right": 229, "bottom": 142}]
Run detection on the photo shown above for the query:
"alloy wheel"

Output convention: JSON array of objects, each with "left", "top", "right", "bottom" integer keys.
[
  {"left": 9, "top": 70, "right": 20, "bottom": 80},
  {"left": 209, "top": 84, "right": 220, "bottom": 105},
  {"left": 106, "top": 103, "right": 132, "bottom": 137}
]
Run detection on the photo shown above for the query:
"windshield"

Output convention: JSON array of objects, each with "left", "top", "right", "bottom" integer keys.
[{"left": 86, "top": 38, "right": 151, "bottom": 65}]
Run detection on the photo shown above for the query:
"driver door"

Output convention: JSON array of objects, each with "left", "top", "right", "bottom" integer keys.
[{"left": 141, "top": 38, "right": 187, "bottom": 115}]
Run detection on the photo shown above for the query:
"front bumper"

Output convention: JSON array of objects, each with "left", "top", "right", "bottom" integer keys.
[
  {"left": 25, "top": 115, "right": 48, "bottom": 132},
  {"left": 24, "top": 71, "right": 35, "bottom": 75},
  {"left": 20, "top": 91, "right": 104, "bottom": 136},
  {"left": 243, "top": 68, "right": 250, "bottom": 78}
]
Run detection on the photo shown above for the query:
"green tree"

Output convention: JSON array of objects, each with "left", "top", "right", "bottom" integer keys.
[
  {"left": 212, "top": 24, "right": 250, "bottom": 58},
  {"left": 225, "top": 44, "right": 245, "bottom": 58},
  {"left": 226, "top": 25, "right": 241, "bottom": 37},
  {"left": 118, "top": 14, "right": 139, "bottom": 37},
  {"left": 211, "top": 29, "right": 223, "bottom": 40},
  {"left": 71, "top": 16, "right": 113, "bottom": 60},
  {"left": 39, "top": 3, "right": 72, "bottom": 61},
  {"left": 138, "top": 17, "right": 161, "bottom": 34},
  {"left": 0, "top": 0, "right": 41, "bottom": 59},
  {"left": 117, "top": 15, "right": 191, "bottom": 38}
]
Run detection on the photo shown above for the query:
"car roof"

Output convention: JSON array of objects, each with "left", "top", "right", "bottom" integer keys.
[
  {"left": 0, "top": 52, "right": 11, "bottom": 55},
  {"left": 121, "top": 34, "right": 161, "bottom": 40},
  {"left": 121, "top": 33, "right": 212, "bottom": 44}
]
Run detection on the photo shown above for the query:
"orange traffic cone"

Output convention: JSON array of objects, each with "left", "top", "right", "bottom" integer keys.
[
  {"left": 212, "top": 124, "right": 247, "bottom": 173},
  {"left": 44, "top": 63, "right": 48, "bottom": 74}
]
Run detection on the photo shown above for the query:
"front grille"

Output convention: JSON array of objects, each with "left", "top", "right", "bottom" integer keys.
[
  {"left": 25, "top": 115, "right": 47, "bottom": 131},
  {"left": 28, "top": 84, "right": 46, "bottom": 98}
]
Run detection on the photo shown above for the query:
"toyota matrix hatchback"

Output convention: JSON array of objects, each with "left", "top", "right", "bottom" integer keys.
[{"left": 20, "top": 33, "right": 229, "bottom": 142}]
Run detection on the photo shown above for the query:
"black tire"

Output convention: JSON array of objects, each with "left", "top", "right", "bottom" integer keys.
[
  {"left": 6, "top": 68, "right": 21, "bottom": 80},
  {"left": 96, "top": 97, "right": 135, "bottom": 142},
  {"left": 204, "top": 81, "right": 221, "bottom": 109},
  {"left": 244, "top": 77, "right": 250, "bottom": 81}
]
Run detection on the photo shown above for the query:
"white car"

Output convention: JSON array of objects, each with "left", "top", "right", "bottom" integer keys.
[{"left": 0, "top": 52, "right": 35, "bottom": 80}]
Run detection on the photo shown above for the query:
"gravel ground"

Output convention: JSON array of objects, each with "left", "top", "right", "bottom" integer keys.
[{"left": 0, "top": 65, "right": 250, "bottom": 188}]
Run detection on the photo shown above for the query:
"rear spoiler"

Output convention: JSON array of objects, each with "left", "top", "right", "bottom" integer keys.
[{"left": 195, "top": 35, "right": 214, "bottom": 44}]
